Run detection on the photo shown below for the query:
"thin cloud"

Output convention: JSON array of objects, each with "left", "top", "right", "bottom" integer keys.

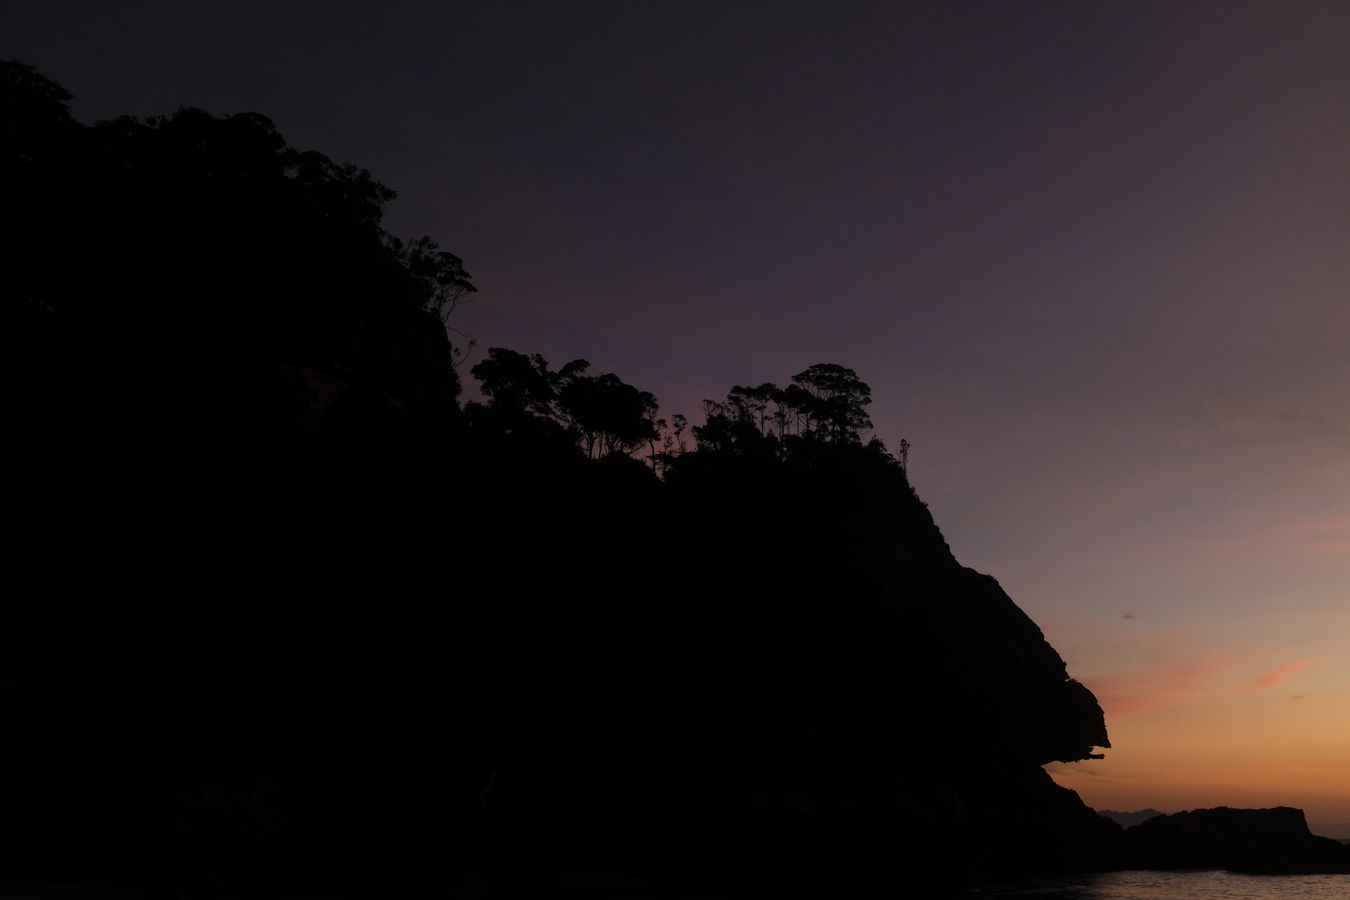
[
  {"left": 1267, "top": 515, "right": 1350, "bottom": 557},
  {"left": 1086, "top": 654, "right": 1234, "bottom": 717},
  {"left": 1240, "top": 659, "right": 1312, "bottom": 693}
]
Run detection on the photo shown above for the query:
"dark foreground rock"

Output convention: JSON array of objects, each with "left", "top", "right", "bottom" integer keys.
[{"left": 1122, "top": 806, "right": 1350, "bottom": 874}]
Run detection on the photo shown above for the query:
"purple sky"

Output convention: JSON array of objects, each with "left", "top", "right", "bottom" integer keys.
[{"left": 12, "top": 1, "right": 1350, "bottom": 829}]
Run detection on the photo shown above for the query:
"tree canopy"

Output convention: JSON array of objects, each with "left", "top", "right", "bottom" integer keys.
[
  {"left": 691, "top": 362, "right": 879, "bottom": 463},
  {"left": 470, "top": 348, "right": 660, "bottom": 459}
]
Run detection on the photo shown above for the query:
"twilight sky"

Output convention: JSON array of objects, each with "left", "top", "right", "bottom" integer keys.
[{"left": 12, "top": 1, "right": 1350, "bottom": 833}]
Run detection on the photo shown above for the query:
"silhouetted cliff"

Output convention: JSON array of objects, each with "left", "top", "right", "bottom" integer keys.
[{"left": 2, "top": 61, "right": 1112, "bottom": 897}]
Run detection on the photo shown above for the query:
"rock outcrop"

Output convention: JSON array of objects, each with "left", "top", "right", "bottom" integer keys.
[{"left": 1122, "top": 806, "right": 1350, "bottom": 874}]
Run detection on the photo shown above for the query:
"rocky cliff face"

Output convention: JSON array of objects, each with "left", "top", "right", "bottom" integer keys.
[
  {"left": 589, "top": 446, "right": 1122, "bottom": 891},
  {"left": 3, "top": 397, "right": 1119, "bottom": 895},
  {"left": 858, "top": 552, "right": 1116, "bottom": 879}
]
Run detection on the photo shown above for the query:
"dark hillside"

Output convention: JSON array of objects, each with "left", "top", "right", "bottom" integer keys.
[{"left": 2, "top": 61, "right": 1111, "bottom": 897}]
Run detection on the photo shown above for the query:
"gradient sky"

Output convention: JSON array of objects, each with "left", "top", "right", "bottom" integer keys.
[{"left": 12, "top": 1, "right": 1350, "bottom": 834}]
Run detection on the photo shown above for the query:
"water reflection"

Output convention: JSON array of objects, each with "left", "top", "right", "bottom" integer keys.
[
  {"left": 967, "top": 872, "right": 1104, "bottom": 899},
  {"left": 969, "top": 870, "right": 1350, "bottom": 899}
]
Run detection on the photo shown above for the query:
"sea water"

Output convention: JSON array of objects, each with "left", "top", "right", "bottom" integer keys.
[{"left": 968, "top": 870, "right": 1350, "bottom": 899}]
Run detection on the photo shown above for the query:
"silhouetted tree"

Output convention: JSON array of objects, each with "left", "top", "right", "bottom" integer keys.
[
  {"left": 558, "top": 366, "right": 660, "bottom": 457},
  {"left": 727, "top": 382, "right": 779, "bottom": 435},
  {"left": 692, "top": 365, "right": 875, "bottom": 456},
  {"left": 468, "top": 350, "right": 661, "bottom": 461},
  {"left": 394, "top": 234, "right": 476, "bottom": 322},
  {"left": 788, "top": 362, "right": 873, "bottom": 443},
  {"left": 654, "top": 413, "right": 689, "bottom": 475},
  {"left": 471, "top": 347, "right": 558, "bottom": 418}
]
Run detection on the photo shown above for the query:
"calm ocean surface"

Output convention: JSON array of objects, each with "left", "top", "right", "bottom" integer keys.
[{"left": 968, "top": 871, "right": 1350, "bottom": 899}]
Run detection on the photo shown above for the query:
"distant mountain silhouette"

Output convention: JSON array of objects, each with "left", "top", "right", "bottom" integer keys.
[
  {"left": 1097, "top": 808, "right": 1165, "bottom": 829},
  {"left": 1123, "top": 807, "right": 1350, "bottom": 874},
  {"left": 1, "top": 60, "right": 1118, "bottom": 897},
  {"left": 1313, "top": 823, "right": 1350, "bottom": 842}
]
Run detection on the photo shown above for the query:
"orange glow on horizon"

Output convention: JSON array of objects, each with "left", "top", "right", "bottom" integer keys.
[{"left": 1044, "top": 637, "right": 1350, "bottom": 836}]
